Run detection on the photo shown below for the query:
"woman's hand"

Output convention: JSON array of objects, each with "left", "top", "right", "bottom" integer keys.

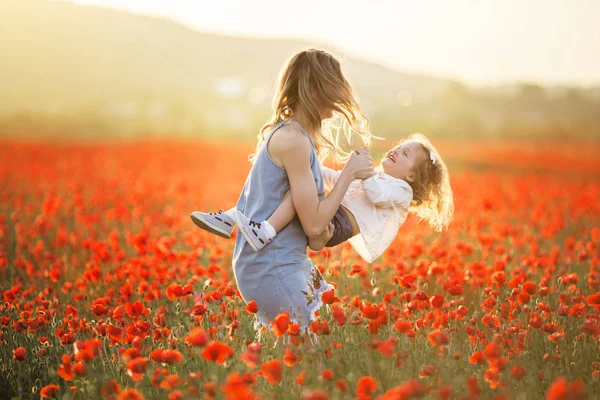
[
  {"left": 272, "top": 125, "right": 367, "bottom": 237},
  {"left": 355, "top": 146, "right": 370, "bottom": 156},
  {"left": 308, "top": 222, "right": 335, "bottom": 251},
  {"left": 344, "top": 147, "right": 375, "bottom": 180}
]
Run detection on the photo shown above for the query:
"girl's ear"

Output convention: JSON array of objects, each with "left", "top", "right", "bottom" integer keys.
[{"left": 406, "top": 172, "right": 415, "bottom": 182}]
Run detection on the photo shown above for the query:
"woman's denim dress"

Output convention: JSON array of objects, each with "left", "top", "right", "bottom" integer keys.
[{"left": 233, "top": 120, "right": 334, "bottom": 331}]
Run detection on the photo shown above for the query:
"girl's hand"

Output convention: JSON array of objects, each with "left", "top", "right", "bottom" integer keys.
[{"left": 344, "top": 149, "right": 375, "bottom": 180}]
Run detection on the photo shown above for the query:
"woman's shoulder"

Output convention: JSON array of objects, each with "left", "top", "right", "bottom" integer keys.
[
  {"left": 272, "top": 123, "right": 308, "bottom": 141},
  {"left": 268, "top": 124, "right": 312, "bottom": 157}
]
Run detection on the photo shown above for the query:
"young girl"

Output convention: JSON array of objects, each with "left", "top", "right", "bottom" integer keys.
[
  {"left": 211, "top": 48, "right": 375, "bottom": 333},
  {"left": 192, "top": 133, "right": 454, "bottom": 263}
]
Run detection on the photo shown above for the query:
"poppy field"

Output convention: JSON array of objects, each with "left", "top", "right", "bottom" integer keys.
[{"left": 1, "top": 139, "right": 599, "bottom": 400}]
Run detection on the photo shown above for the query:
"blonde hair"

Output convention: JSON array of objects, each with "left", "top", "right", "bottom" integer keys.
[
  {"left": 250, "top": 48, "right": 373, "bottom": 163},
  {"left": 397, "top": 133, "right": 454, "bottom": 232}
]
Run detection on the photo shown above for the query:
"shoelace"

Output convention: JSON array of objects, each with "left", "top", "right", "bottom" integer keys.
[
  {"left": 209, "top": 209, "right": 224, "bottom": 215},
  {"left": 248, "top": 220, "right": 261, "bottom": 229}
]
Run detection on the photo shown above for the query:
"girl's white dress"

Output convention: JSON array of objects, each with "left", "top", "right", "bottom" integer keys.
[{"left": 322, "top": 166, "right": 413, "bottom": 263}]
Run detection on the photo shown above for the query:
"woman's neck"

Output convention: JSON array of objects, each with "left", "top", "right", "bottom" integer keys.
[{"left": 290, "top": 109, "right": 320, "bottom": 137}]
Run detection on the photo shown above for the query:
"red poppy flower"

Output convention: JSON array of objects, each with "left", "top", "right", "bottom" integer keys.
[
  {"left": 469, "top": 351, "right": 485, "bottom": 365},
  {"left": 547, "top": 377, "right": 585, "bottom": 400},
  {"left": 101, "top": 379, "right": 122, "bottom": 396},
  {"left": 260, "top": 360, "right": 282, "bottom": 385},
  {"left": 522, "top": 281, "right": 537, "bottom": 295},
  {"left": 106, "top": 323, "right": 125, "bottom": 342},
  {"left": 394, "top": 320, "right": 412, "bottom": 334},
  {"left": 482, "top": 314, "right": 501, "bottom": 329},
  {"left": 126, "top": 357, "right": 148, "bottom": 381},
  {"left": 245, "top": 300, "right": 259, "bottom": 314},
  {"left": 270, "top": 312, "right": 290, "bottom": 337},
  {"left": 117, "top": 388, "right": 145, "bottom": 400},
  {"left": 430, "top": 294, "right": 444, "bottom": 309},
  {"left": 166, "top": 284, "right": 183, "bottom": 300},
  {"left": 511, "top": 365, "right": 527, "bottom": 380},
  {"left": 74, "top": 339, "right": 101, "bottom": 363},
  {"left": 160, "top": 349, "right": 183, "bottom": 364},
  {"left": 356, "top": 376, "right": 377, "bottom": 397},
  {"left": 427, "top": 330, "right": 449, "bottom": 346},
  {"left": 283, "top": 348, "right": 298, "bottom": 367},
  {"left": 202, "top": 341, "right": 234, "bottom": 365},
  {"left": 185, "top": 327, "right": 208, "bottom": 347},
  {"left": 467, "top": 377, "right": 480, "bottom": 398},
  {"left": 321, "top": 369, "right": 334, "bottom": 381},
  {"left": 361, "top": 303, "right": 382, "bottom": 320},
  {"left": 240, "top": 344, "right": 262, "bottom": 370},
  {"left": 40, "top": 384, "right": 59, "bottom": 398},
  {"left": 302, "top": 390, "right": 329, "bottom": 400},
  {"left": 587, "top": 292, "right": 600, "bottom": 306},
  {"left": 376, "top": 336, "right": 398, "bottom": 357},
  {"left": 223, "top": 372, "right": 256, "bottom": 400},
  {"left": 58, "top": 355, "right": 74, "bottom": 381},
  {"left": 13, "top": 347, "right": 26, "bottom": 362},
  {"left": 336, "top": 379, "right": 348, "bottom": 392},
  {"left": 321, "top": 289, "right": 340, "bottom": 305},
  {"left": 447, "top": 284, "right": 464, "bottom": 296},
  {"left": 484, "top": 342, "right": 502, "bottom": 360},
  {"left": 91, "top": 303, "right": 109, "bottom": 316},
  {"left": 287, "top": 322, "right": 301, "bottom": 336},
  {"left": 63, "top": 359, "right": 84, "bottom": 377},
  {"left": 296, "top": 371, "right": 308, "bottom": 385}
]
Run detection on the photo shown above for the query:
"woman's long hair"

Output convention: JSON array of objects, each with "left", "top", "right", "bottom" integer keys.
[{"left": 250, "top": 48, "right": 373, "bottom": 163}]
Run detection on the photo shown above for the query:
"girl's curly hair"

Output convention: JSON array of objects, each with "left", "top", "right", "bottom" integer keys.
[{"left": 397, "top": 133, "right": 454, "bottom": 232}]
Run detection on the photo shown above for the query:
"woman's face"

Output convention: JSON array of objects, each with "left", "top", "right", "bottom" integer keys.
[
  {"left": 381, "top": 141, "right": 426, "bottom": 181},
  {"left": 311, "top": 89, "right": 334, "bottom": 120}
]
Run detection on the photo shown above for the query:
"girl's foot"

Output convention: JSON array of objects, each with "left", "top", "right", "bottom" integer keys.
[
  {"left": 190, "top": 210, "right": 235, "bottom": 239},
  {"left": 233, "top": 210, "right": 276, "bottom": 252}
]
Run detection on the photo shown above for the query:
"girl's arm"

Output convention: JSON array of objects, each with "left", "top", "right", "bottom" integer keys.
[{"left": 269, "top": 127, "right": 374, "bottom": 237}]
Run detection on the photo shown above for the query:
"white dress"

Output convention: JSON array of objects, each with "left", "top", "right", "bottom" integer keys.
[{"left": 322, "top": 166, "right": 413, "bottom": 263}]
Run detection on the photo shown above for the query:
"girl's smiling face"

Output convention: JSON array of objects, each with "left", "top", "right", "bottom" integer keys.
[{"left": 381, "top": 141, "right": 427, "bottom": 181}]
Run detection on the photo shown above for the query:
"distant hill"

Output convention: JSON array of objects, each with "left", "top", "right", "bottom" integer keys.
[{"left": 1, "top": 0, "right": 599, "bottom": 140}]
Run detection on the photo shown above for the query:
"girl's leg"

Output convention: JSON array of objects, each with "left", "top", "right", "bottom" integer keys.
[
  {"left": 235, "top": 191, "right": 296, "bottom": 252},
  {"left": 266, "top": 190, "right": 296, "bottom": 233},
  {"left": 190, "top": 207, "right": 236, "bottom": 239},
  {"left": 223, "top": 207, "right": 236, "bottom": 220}
]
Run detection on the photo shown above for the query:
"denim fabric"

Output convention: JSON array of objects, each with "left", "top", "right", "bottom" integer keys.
[{"left": 233, "top": 121, "right": 334, "bottom": 330}]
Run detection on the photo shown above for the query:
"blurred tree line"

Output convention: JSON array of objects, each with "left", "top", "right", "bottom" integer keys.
[{"left": 2, "top": 82, "right": 598, "bottom": 142}]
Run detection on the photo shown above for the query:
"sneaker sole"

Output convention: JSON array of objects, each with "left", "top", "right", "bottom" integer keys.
[
  {"left": 190, "top": 213, "right": 231, "bottom": 239},
  {"left": 233, "top": 211, "right": 261, "bottom": 252}
]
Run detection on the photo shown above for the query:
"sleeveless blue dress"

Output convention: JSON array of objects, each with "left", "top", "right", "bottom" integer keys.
[{"left": 233, "top": 120, "right": 334, "bottom": 331}]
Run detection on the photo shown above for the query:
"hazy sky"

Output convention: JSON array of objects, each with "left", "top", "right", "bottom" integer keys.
[{"left": 69, "top": 0, "right": 600, "bottom": 86}]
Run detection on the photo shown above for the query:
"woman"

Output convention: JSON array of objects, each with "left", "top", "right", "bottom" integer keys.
[{"left": 232, "top": 49, "right": 375, "bottom": 334}]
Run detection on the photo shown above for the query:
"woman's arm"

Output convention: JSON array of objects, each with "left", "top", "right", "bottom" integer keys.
[
  {"left": 266, "top": 190, "right": 336, "bottom": 250},
  {"left": 321, "top": 166, "right": 342, "bottom": 192},
  {"left": 269, "top": 127, "right": 374, "bottom": 237},
  {"left": 308, "top": 222, "right": 334, "bottom": 251}
]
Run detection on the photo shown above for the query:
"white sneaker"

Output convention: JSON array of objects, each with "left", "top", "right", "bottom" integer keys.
[
  {"left": 233, "top": 210, "right": 274, "bottom": 252},
  {"left": 190, "top": 210, "right": 234, "bottom": 239}
]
